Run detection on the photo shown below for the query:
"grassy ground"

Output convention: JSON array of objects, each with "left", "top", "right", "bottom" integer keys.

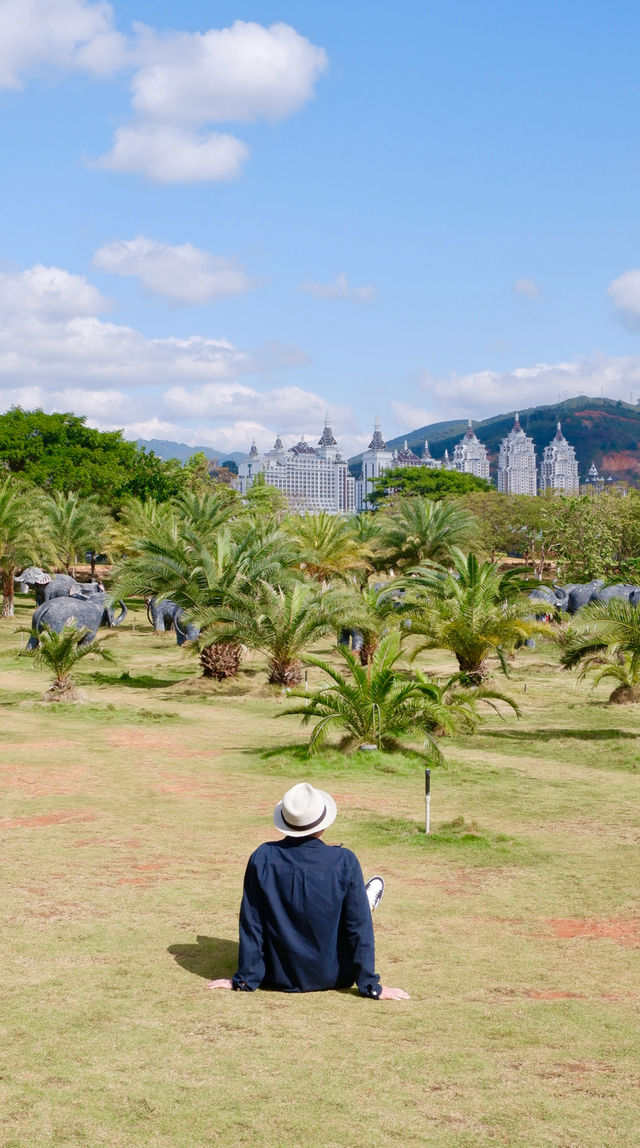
[{"left": 1, "top": 598, "right": 639, "bottom": 1147}]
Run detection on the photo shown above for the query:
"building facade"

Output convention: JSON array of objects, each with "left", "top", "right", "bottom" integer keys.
[
  {"left": 354, "top": 419, "right": 395, "bottom": 511},
  {"left": 235, "top": 421, "right": 355, "bottom": 514},
  {"left": 539, "top": 422, "right": 579, "bottom": 494},
  {"left": 497, "top": 413, "right": 537, "bottom": 495},
  {"left": 452, "top": 420, "right": 490, "bottom": 479}
]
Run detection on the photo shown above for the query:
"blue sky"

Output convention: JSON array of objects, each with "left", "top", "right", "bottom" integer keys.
[{"left": 2, "top": 0, "right": 640, "bottom": 458}]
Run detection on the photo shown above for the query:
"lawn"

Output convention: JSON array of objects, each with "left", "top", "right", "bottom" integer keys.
[{"left": 1, "top": 598, "right": 639, "bottom": 1146}]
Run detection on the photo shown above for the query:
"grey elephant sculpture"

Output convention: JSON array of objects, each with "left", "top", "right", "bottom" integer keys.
[
  {"left": 26, "top": 594, "right": 126, "bottom": 650},
  {"left": 565, "top": 580, "right": 605, "bottom": 614},
  {"left": 15, "top": 568, "right": 104, "bottom": 605},
  {"left": 590, "top": 583, "right": 640, "bottom": 606},
  {"left": 146, "top": 597, "right": 199, "bottom": 646},
  {"left": 26, "top": 598, "right": 105, "bottom": 650},
  {"left": 74, "top": 591, "right": 126, "bottom": 628},
  {"left": 528, "top": 586, "right": 561, "bottom": 608}
]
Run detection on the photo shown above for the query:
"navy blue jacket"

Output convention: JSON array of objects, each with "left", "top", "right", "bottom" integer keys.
[{"left": 231, "top": 836, "right": 381, "bottom": 997}]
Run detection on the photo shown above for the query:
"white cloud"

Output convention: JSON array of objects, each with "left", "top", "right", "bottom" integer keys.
[
  {"left": 514, "top": 277, "right": 540, "bottom": 298},
  {"left": 93, "top": 236, "right": 255, "bottom": 303},
  {"left": 421, "top": 355, "right": 640, "bottom": 418},
  {"left": 130, "top": 21, "right": 328, "bottom": 125},
  {"left": 2, "top": 8, "right": 328, "bottom": 183},
  {"left": 0, "top": 259, "right": 361, "bottom": 455},
  {"left": 0, "top": 264, "right": 109, "bottom": 317},
  {"left": 300, "top": 273, "right": 375, "bottom": 302},
  {"left": 608, "top": 270, "right": 640, "bottom": 329},
  {"left": 162, "top": 382, "right": 350, "bottom": 431},
  {"left": 0, "top": 0, "right": 126, "bottom": 88},
  {"left": 94, "top": 124, "right": 249, "bottom": 183},
  {"left": 390, "top": 401, "right": 440, "bottom": 430},
  {"left": 97, "top": 19, "right": 327, "bottom": 182},
  {"left": 0, "top": 263, "right": 250, "bottom": 386}
]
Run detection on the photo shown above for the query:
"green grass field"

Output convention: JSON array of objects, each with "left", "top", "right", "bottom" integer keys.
[{"left": 1, "top": 598, "right": 639, "bottom": 1147}]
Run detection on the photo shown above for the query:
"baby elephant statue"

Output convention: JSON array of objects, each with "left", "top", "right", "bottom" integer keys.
[
  {"left": 146, "top": 596, "right": 199, "bottom": 646},
  {"left": 15, "top": 567, "right": 105, "bottom": 605}
]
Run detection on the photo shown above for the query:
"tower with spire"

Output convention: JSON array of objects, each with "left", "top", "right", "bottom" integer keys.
[
  {"left": 539, "top": 422, "right": 579, "bottom": 494},
  {"left": 452, "top": 420, "right": 490, "bottom": 480},
  {"left": 355, "top": 418, "right": 394, "bottom": 510},
  {"left": 497, "top": 413, "right": 537, "bottom": 494}
]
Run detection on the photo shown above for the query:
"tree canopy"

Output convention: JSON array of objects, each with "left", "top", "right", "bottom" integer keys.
[
  {"left": 0, "top": 408, "right": 185, "bottom": 504},
  {"left": 369, "top": 466, "right": 492, "bottom": 504}
]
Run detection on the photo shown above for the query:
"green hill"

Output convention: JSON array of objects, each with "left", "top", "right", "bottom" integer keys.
[{"left": 350, "top": 396, "right": 640, "bottom": 482}]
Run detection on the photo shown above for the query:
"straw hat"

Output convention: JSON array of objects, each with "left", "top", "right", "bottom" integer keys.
[{"left": 273, "top": 782, "right": 337, "bottom": 837}]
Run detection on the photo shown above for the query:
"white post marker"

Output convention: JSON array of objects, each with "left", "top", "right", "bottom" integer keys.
[{"left": 425, "top": 768, "right": 431, "bottom": 834}]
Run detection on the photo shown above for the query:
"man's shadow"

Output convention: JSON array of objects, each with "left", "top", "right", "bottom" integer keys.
[{"left": 168, "top": 935, "right": 238, "bottom": 980}]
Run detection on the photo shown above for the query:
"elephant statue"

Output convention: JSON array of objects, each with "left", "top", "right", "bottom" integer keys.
[
  {"left": 26, "top": 594, "right": 127, "bottom": 650},
  {"left": 26, "top": 598, "right": 104, "bottom": 650},
  {"left": 565, "top": 580, "right": 604, "bottom": 614},
  {"left": 528, "top": 586, "right": 560, "bottom": 608},
  {"left": 73, "top": 591, "right": 126, "bottom": 628},
  {"left": 338, "top": 628, "right": 364, "bottom": 652},
  {"left": 146, "top": 597, "right": 199, "bottom": 646},
  {"left": 15, "top": 568, "right": 104, "bottom": 605},
  {"left": 590, "top": 583, "right": 638, "bottom": 606}
]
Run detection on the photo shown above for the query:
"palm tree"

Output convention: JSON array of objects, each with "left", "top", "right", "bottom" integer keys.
[
  {"left": 561, "top": 599, "right": 640, "bottom": 703},
  {"left": 113, "top": 524, "right": 296, "bottom": 679},
  {"left": 403, "top": 549, "right": 547, "bottom": 683},
  {"left": 199, "top": 579, "right": 345, "bottom": 686},
  {"left": 42, "top": 491, "right": 110, "bottom": 576},
  {"left": 280, "top": 633, "right": 488, "bottom": 758},
  {"left": 22, "top": 621, "right": 114, "bottom": 701},
  {"left": 378, "top": 496, "right": 477, "bottom": 571},
  {"left": 0, "top": 477, "right": 49, "bottom": 618},
  {"left": 285, "top": 512, "right": 368, "bottom": 584}
]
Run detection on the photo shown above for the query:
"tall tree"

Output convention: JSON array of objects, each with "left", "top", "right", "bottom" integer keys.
[
  {"left": 42, "top": 491, "right": 110, "bottom": 576},
  {"left": 0, "top": 478, "right": 49, "bottom": 617},
  {"left": 378, "top": 496, "right": 477, "bottom": 571},
  {"left": 402, "top": 549, "right": 546, "bottom": 683},
  {"left": 285, "top": 512, "right": 368, "bottom": 584}
]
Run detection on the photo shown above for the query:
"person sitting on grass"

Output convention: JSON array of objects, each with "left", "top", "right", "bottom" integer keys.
[{"left": 208, "top": 782, "right": 409, "bottom": 1001}]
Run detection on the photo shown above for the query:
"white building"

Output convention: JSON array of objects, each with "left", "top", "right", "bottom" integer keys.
[
  {"left": 355, "top": 419, "right": 394, "bottom": 511},
  {"left": 235, "top": 421, "right": 355, "bottom": 514},
  {"left": 452, "top": 420, "right": 490, "bottom": 480},
  {"left": 497, "top": 413, "right": 537, "bottom": 495},
  {"left": 539, "top": 422, "right": 579, "bottom": 494}
]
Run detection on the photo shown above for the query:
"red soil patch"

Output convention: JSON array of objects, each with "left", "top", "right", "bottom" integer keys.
[
  {"left": 2, "top": 739, "right": 78, "bottom": 752},
  {"left": 547, "top": 918, "right": 640, "bottom": 946},
  {"left": 601, "top": 451, "right": 640, "bottom": 473},
  {"left": 106, "top": 730, "right": 184, "bottom": 749},
  {"left": 526, "top": 990, "right": 586, "bottom": 1000},
  {"left": 0, "top": 810, "right": 97, "bottom": 829},
  {"left": 0, "top": 764, "right": 87, "bottom": 797}
]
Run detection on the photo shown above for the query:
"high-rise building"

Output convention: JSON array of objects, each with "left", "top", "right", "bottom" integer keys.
[
  {"left": 497, "top": 413, "right": 537, "bottom": 494},
  {"left": 452, "top": 420, "right": 490, "bottom": 480},
  {"left": 235, "top": 420, "right": 355, "bottom": 514},
  {"left": 539, "top": 422, "right": 579, "bottom": 494},
  {"left": 355, "top": 419, "right": 394, "bottom": 511}
]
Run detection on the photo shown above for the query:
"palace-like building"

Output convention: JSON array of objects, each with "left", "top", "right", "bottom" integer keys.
[
  {"left": 235, "top": 421, "right": 355, "bottom": 513},
  {"left": 497, "top": 413, "right": 537, "bottom": 495},
  {"left": 539, "top": 422, "right": 579, "bottom": 493},
  {"left": 452, "top": 420, "right": 491, "bottom": 479}
]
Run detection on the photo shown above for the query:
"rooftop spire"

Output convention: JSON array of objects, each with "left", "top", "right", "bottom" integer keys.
[
  {"left": 249, "top": 439, "right": 259, "bottom": 457},
  {"left": 368, "top": 418, "right": 387, "bottom": 451}
]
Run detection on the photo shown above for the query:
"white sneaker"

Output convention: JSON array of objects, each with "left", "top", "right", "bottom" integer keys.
[{"left": 365, "top": 875, "right": 385, "bottom": 912}]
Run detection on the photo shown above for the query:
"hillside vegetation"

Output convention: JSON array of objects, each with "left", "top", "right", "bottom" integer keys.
[{"left": 351, "top": 396, "right": 640, "bottom": 483}]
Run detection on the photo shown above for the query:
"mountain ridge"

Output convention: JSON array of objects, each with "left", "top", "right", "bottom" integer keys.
[{"left": 350, "top": 396, "right": 640, "bottom": 482}]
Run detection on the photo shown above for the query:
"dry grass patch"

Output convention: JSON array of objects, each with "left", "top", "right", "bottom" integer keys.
[{"left": 1, "top": 603, "right": 640, "bottom": 1145}]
